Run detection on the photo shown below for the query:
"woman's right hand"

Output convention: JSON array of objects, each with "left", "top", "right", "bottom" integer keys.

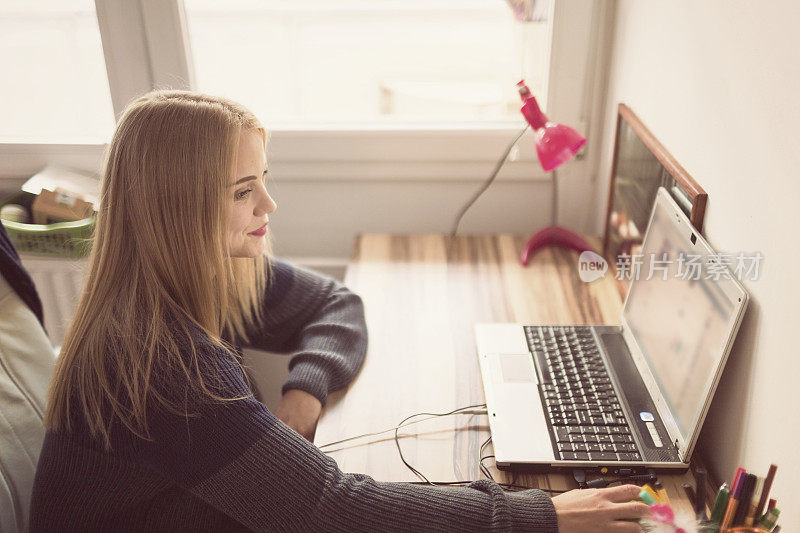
[{"left": 551, "top": 484, "right": 651, "bottom": 533}]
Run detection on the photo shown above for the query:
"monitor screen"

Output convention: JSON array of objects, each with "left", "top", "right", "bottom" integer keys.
[{"left": 623, "top": 190, "right": 747, "bottom": 441}]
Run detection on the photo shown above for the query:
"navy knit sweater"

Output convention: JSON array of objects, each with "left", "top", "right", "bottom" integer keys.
[
  {"left": 0, "top": 222, "right": 43, "bottom": 327},
  {"left": 28, "top": 258, "right": 558, "bottom": 532}
]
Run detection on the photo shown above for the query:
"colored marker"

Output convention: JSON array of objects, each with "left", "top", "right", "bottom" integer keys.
[
  {"left": 759, "top": 507, "right": 780, "bottom": 530},
  {"left": 709, "top": 483, "right": 730, "bottom": 527},
  {"left": 732, "top": 474, "right": 756, "bottom": 526},
  {"left": 732, "top": 467, "right": 745, "bottom": 488},
  {"left": 639, "top": 489, "right": 657, "bottom": 506},
  {"left": 766, "top": 498, "right": 777, "bottom": 513},
  {"left": 695, "top": 468, "right": 707, "bottom": 520},
  {"left": 746, "top": 476, "right": 764, "bottom": 526},
  {"left": 653, "top": 481, "right": 670, "bottom": 506},
  {"left": 642, "top": 484, "right": 660, "bottom": 504},
  {"left": 754, "top": 464, "right": 778, "bottom": 519},
  {"left": 720, "top": 473, "right": 745, "bottom": 532}
]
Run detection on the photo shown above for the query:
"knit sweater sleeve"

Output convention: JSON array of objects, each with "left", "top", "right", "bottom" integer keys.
[
  {"left": 130, "top": 347, "right": 558, "bottom": 533},
  {"left": 241, "top": 257, "right": 367, "bottom": 406}
]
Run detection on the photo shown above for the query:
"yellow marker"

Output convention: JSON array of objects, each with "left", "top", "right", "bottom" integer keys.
[
  {"left": 643, "top": 484, "right": 660, "bottom": 504},
  {"left": 653, "top": 481, "right": 670, "bottom": 505}
]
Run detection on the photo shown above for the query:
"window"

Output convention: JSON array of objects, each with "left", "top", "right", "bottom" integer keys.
[
  {"left": 0, "top": 0, "right": 115, "bottom": 142},
  {"left": 1, "top": 0, "right": 602, "bottom": 185},
  {"left": 184, "top": 0, "right": 552, "bottom": 126}
]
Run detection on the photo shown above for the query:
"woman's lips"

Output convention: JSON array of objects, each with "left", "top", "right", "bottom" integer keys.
[{"left": 248, "top": 223, "right": 267, "bottom": 237}]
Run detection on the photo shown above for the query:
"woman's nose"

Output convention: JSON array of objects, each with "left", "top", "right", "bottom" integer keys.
[{"left": 255, "top": 191, "right": 277, "bottom": 216}]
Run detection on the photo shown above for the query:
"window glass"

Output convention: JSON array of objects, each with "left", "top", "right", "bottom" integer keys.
[
  {"left": 0, "top": 0, "right": 116, "bottom": 142},
  {"left": 185, "top": 0, "right": 551, "bottom": 126}
]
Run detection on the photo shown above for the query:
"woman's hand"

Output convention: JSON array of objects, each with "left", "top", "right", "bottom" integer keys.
[
  {"left": 551, "top": 484, "right": 650, "bottom": 533},
  {"left": 274, "top": 389, "right": 323, "bottom": 441}
]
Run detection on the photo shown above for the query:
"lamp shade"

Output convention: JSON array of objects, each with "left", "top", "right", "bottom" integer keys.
[{"left": 517, "top": 80, "right": 586, "bottom": 171}]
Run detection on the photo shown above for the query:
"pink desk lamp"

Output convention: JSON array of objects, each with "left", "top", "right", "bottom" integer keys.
[{"left": 517, "top": 80, "right": 595, "bottom": 266}]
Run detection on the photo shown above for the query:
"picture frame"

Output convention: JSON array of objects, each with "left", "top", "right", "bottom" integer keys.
[{"left": 602, "top": 103, "right": 707, "bottom": 260}]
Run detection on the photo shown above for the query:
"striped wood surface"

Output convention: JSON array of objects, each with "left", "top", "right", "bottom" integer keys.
[{"left": 315, "top": 234, "right": 705, "bottom": 516}]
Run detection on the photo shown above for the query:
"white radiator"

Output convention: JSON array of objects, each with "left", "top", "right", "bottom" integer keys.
[{"left": 19, "top": 255, "right": 88, "bottom": 347}]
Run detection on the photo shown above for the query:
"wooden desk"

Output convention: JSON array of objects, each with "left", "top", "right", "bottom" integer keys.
[{"left": 315, "top": 234, "right": 706, "bottom": 517}]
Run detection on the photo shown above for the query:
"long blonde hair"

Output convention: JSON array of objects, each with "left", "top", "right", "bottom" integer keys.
[{"left": 45, "top": 90, "right": 272, "bottom": 447}]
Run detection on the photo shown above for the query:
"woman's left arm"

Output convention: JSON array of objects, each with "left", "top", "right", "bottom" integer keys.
[{"left": 243, "top": 257, "right": 368, "bottom": 413}]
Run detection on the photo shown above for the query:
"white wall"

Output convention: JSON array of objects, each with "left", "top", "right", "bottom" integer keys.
[{"left": 595, "top": 1, "right": 800, "bottom": 526}]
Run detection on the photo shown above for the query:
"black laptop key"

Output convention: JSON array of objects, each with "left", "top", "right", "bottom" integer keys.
[
  {"left": 617, "top": 452, "right": 642, "bottom": 462},
  {"left": 586, "top": 443, "right": 601, "bottom": 453},
  {"left": 561, "top": 452, "right": 579, "bottom": 460},
  {"left": 615, "top": 443, "right": 638, "bottom": 453},
  {"left": 555, "top": 428, "right": 570, "bottom": 442},
  {"left": 589, "top": 452, "right": 618, "bottom": 462}
]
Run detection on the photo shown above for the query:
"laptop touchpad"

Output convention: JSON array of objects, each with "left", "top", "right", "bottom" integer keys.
[{"left": 498, "top": 354, "right": 536, "bottom": 383}]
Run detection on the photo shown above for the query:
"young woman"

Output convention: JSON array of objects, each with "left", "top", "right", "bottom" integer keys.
[{"left": 29, "top": 91, "right": 649, "bottom": 532}]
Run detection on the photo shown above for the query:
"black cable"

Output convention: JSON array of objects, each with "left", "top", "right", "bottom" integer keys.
[
  {"left": 477, "top": 436, "right": 567, "bottom": 494},
  {"left": 574, "top": 468, "right": 657, "bottom": 490},
  {"left": 318, "top": 409, "right": 486, "bottom": 450},
  {"left": 478, "top": 435, "right": 494, "bottom": 481},
  {"left": 324, "top": 402, "right": 568, "bottom": 494},
  {"left": 449, "top": 124, "right": 530, "bottom": 238},
  {"left": 393, "top": 404, "right": 487, "bottom": 486}
]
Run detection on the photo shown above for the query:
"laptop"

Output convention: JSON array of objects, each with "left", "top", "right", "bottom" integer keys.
[{"left": 475, "top": 187, "right": 749, "bottom": 471}]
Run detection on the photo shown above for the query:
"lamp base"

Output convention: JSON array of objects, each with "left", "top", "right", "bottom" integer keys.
[{"left": 519, "top": 225, "right": 597, "bottom": 266}]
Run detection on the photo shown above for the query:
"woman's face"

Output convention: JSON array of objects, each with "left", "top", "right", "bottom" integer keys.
[{"left": 227, "top": 129, "right": 277, "bottom": 258}]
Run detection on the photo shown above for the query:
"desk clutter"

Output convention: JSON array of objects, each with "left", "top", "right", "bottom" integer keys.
[
  {"left": 707, "top": 464, "right": 780, "bottom": 533},
  {"left": 634, "top": 464, "right": 781, "bottom": 533},
  {"left": 0, "top": 166, "right": 98, "bottom": 257}
]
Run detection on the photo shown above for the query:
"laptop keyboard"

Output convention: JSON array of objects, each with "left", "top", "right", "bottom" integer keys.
[{"left": 524, "top": 325, "right": 642, "bottom": 462}]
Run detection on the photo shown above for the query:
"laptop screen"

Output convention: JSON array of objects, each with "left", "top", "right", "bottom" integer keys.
[{"left": 622, "top": 189, "right": 748, "bottom": 443}]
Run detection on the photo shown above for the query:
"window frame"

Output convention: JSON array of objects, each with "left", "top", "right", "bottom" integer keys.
[{"left": 1, "top": 0, "right": 605, "bottom": 190}]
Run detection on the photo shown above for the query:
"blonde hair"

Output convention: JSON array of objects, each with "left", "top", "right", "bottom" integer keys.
[{"left": 45, "top": 90, "right": 272, "bottom": 447}]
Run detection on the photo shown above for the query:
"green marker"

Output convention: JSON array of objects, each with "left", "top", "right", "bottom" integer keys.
[
  {"left": 638, "top": 489, "right": 657, "bottom": 506},
  {"left": 709, "top": 483, "right": 730, "bottom": 527},
  {"left": 759, "top": 507, "right": 780, "bottom": 530}
]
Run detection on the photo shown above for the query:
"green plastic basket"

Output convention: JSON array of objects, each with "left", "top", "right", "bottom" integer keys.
[{"left": 1, "top": 217, "right": 95, "bottom": 258}]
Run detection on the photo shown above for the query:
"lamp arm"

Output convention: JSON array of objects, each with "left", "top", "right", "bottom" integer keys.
[
  {"left": 449, "top": 124, "right": 530, "bottom": 238},
  {"left": 551, "top": 169, "right": 559, "bottom": 227}
]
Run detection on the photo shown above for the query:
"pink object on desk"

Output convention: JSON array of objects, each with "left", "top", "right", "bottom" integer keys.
[
  {"left": 519, "top": 226, "right": 596, "bottom": 265},
  {"left": 516, "top": 80, "right": 592, "bottom": 264}
]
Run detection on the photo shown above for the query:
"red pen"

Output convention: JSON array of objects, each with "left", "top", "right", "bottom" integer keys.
[{"left": 766, "top": 498, "right": 777, "bottom": 514}]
